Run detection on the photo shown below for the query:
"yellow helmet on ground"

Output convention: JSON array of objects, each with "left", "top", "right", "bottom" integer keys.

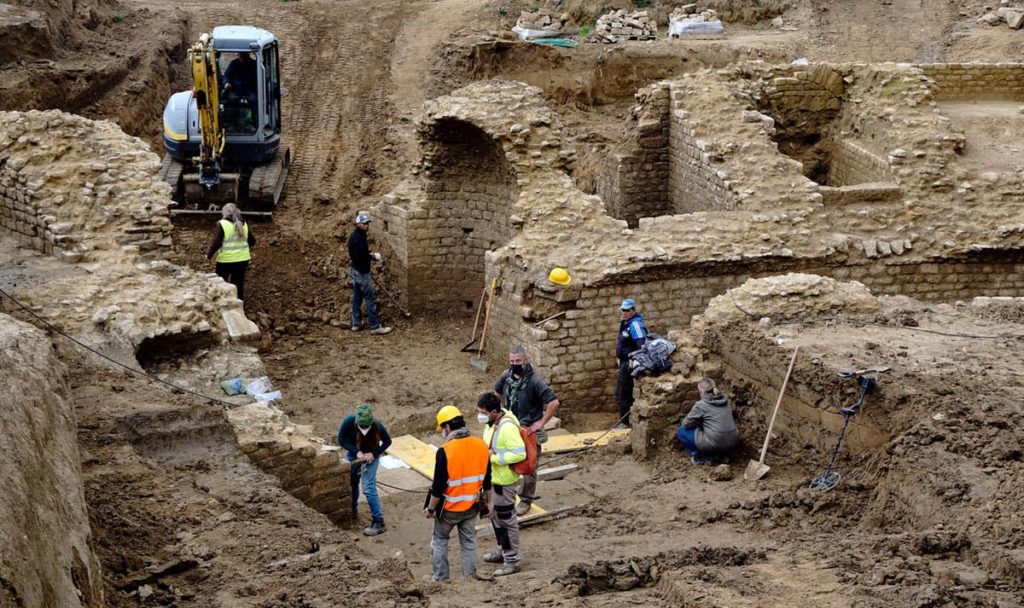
[
  {"left": 436, "top": 404, "right": 462, "bottom": 430},
  {"left": 548, "top": 267, "right": 571, "bottom": 286}
]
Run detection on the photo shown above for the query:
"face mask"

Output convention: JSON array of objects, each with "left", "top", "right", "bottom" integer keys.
[
  {"left": 510, "top": 363, "right": 525, "bottom": 376},
  {"left": 477, "top": 412, "right": 490, "bottom": 424},
  {"left": 440, "top": 429, "right": 450, "bottom": 440},
  {"left": 358, "top": 425, "right": 370, "bottom": 435}
]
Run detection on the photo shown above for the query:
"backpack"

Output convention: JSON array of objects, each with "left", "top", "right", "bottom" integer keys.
[{"left": 490, "top": 416, "right": 538, "bottom": 476}]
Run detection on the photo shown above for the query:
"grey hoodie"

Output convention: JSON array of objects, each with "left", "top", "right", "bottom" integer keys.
[{"left": 681, "top": 393, "right": 740, "bottom": 452}]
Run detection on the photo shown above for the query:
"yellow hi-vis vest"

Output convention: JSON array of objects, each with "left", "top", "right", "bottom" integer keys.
[
  {"left": 216, "top": 219, "right": 251, "bottom": 263},
  {"left": 441, "top": 435, "right": 489, "bottom": 512},
  {"left": 482, "top": 410, "right": 527, "bottom": 487}
]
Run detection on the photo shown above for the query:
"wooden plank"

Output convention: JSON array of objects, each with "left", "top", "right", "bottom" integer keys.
[
  {"left": 536, "top": 463, "right": 577, "bottom": 481},
  {"left": 543, "top": 429, "right": 631, "bottom": 454},
  {"left": 386, "top": 434, "right": 437, "bottom": 479},
  {"left": 477, "top": 506, "right": 574, "bottom": 534}
]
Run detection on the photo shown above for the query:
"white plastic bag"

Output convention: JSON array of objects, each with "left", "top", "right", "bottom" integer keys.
[
  {"left": 255, "top": 390, "right": 282, "bottom": 402},
  {"left": 245, "top": 376, "right": 272, "bottom": 396},
  {"left": 512, "top": 22, "right": 565, "bottom": 40},
  {"left": 668, "top": 18, "right": 725, "bottom": 37}
]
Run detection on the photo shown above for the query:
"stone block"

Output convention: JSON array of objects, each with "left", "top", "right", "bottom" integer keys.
[{"left": 222, "top": 309, "right": 260, "bottom": 342}]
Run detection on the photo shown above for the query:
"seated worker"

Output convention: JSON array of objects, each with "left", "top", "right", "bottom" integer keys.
[
  {"left": 677, "top": 378, "right": 740, "bottom": 465},
  {"left": 223, "top": 52, "right": 258, "bottom": 105}
]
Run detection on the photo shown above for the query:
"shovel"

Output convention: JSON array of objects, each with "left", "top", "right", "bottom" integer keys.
[
  {"left": 470, "top": 278, "right": 497, "bottom": 372},
  {"left": 744, "top": 346, "right": 799, "bottom": 481},
  {"left": 460, "top": 283, "right": 489, "bottom": 353}
]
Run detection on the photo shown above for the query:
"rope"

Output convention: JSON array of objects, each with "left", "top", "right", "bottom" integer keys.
[{"left": 0, "top": 287, "right": 241, "bottom": 408}]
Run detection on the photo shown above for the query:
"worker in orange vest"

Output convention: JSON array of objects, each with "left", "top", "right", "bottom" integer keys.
[{"left": 424, "top": 405, "right": 492, "bottom": 582}]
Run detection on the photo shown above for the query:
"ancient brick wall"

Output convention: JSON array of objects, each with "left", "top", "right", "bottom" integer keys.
[
  {"left": 668, "top": 108, "right": 734, "bottom": 212},
  {"left": 597, "top": 85, "right": 672, "bottom": 226},
  {"left": 827, "top": 138, "right": 894, "bottom": 186},
  {"left": 919, "top": 63, "right": 1024, "bottom": 101},
  {"left": 0, "top": 161, "right": 82, "bottom": 260}
]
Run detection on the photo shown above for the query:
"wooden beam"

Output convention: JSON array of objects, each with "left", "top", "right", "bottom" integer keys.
[{"left": 536, "top": 463, "right": 577, "bottom": 481}]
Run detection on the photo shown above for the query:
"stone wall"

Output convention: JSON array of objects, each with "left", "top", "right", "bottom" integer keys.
[
  {"left": 0, "top": 314, "right": 103, "bottom": 608},
  {"left": 598, "top": 84, "right": 672, "bottom": 226},
  {"left": 827, "top": 138, "right": 894, "bottom": 186},
  {"left": 668, "top": 107, "right": 734, "bottom": 213},
  {"left": 919, "top": 62, "right": 1024, "bottom": 101}
]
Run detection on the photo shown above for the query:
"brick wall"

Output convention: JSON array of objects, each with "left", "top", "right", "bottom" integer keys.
[
  {"left": 827, "top": 138, "right": 894, "bottom": 186},
  {"left": 239, "top": 437, "right": 353, "bottom": 527},
  {"left": 0, "top": 164, "right": 82, "bottom": 261},
  {"left": 668, "top": 109, "right": 734, "bottom": 213},
  {"left": 488, "top": 252, "right": 1024, "bottom": 410},
  {"left": 919, "top": 63, "right": 1024, "bottom": 101}
]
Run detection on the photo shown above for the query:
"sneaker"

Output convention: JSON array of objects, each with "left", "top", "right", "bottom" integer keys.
[
  {"left": 691, "top": 455, "right": 711, "bottom": 466},
  {"left": 483, "top": 551, "right": 503, "bottom": 564},
  {"left": 515, "top": 502, "right": 532, "bottom": 516},
  {"left": 363, "top": 521, "right": 386, "bottom": 536},
  {"left": 370, "top": 326, "right": 392, "bottom": 335},
  {"left": 611, "top": 422, "right": 630, "bottom": 430},
  {"left": 493, "top": 563, "right": 521, "bottom": 577},
  {"left": 351, "top": 325, "right": 361, "bottom": 332}
]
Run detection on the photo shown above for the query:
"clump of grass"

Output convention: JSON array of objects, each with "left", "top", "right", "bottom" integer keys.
[
  {"left": 579, "top": 24, "right": 592, "bottom": 37},
  {"left": 111, "top": 13, "right": 125, "bottom": 23}
]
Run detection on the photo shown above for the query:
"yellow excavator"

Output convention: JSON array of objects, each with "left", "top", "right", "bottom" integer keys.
[{"left": 159, "top": 26, "right": 291, "bottom": 217}]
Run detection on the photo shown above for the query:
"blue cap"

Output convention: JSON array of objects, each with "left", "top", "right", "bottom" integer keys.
[
  {"left": 620, "top": 298, "right": 636, "bottom": 311},
  {"left": 355, "top": 212, "right": 371, "bottom": 224}
]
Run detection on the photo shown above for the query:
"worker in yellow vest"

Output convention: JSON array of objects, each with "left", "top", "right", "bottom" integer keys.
[
  {"left": 206, "top": 203, "right": 255, "bottom": 300},
  {"left": 424, "top": 405, "right": 492, "bottom": 582},
  {"left": 477, "top": 392, "right": 526, "bottom": 576}
]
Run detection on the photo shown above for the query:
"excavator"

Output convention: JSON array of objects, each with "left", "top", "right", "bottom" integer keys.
[{"left": 159, "top": 26, "right": 291, "bottom": 217}]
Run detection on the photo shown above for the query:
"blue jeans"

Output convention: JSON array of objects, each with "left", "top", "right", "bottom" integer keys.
[
  {"left": 350, "top": 268, "right": 381, "bottom": 329},
  {"left": 347, "top": 456, "right": 384, "bottom": 522},
  {"left": 676, "top": 427, "right": 699, "bottom": 456}
]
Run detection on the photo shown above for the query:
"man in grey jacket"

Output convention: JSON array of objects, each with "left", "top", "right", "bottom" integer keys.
[{"left": 677, "top": 378, "right": 740, "bottom": 465}]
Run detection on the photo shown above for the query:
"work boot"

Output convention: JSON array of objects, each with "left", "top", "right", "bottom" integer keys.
[
  {"left": 515, "top": 501, "right": 532, "bottom": 516},
  {"left": 351, "top": 325, "right": 361, "bottom": 332},
  {"left": 690, "top": 455, "right": 711, "bottom": 466},
  {"left": 493, "top": 563, "right": 521, "bottom": 577},
  {"left": 370, "top": 326, "right": 393, "bottom": 335},
  {"left": 363, "top": 520, "right": 386, "bottom": 536},
  {"left": 483, "top": 551, "right": 503, "bottom": 564}
]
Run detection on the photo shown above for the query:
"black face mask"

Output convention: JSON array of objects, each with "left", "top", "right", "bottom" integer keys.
[{"left": 510, "top": 363, "right": 525, "bottom": 376}]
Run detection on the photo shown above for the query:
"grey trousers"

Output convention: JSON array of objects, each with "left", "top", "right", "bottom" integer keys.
[
  {"left": 430, "top": 508, "right": 478, "bottom": 581},
  {"left": 491, "top": 484, "right": 521, "bottom": 565},
  {"left": 517, "top": 428, "right": 547, "bottom": 504}
]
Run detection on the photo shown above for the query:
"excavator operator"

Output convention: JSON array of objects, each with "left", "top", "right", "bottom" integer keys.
[{"left": 223, "top": 52, "right": 258, "bottom": 102}]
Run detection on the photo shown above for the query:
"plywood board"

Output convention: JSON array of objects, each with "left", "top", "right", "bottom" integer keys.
[
  {"left": 386, "top": 434, "right": 438, "bottom": 479},
  {"left": 543, "top": 429, "right": 631, "bottom": 454}
]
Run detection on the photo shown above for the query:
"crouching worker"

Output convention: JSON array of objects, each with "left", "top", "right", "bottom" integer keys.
[
  {"left": 425, "top": 405, "right": 492, "bottom": 582},
  {"left": 677, "top": 378, "right": 740, "bottom": 465}
]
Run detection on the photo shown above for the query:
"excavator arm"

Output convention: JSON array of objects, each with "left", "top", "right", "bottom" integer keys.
[{"left": 189, "top": 34, "right": 226, "bottom": 185}]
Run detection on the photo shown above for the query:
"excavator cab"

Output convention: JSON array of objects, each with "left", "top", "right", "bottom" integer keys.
[{"left": 160, "top": 26, "right": 291, "bottom": 217}]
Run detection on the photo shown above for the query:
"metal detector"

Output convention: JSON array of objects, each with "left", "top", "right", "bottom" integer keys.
[{"left": 809, "top": 367, "right": 889, "bottom": 492}]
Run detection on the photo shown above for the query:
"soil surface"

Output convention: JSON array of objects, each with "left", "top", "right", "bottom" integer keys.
[{"left": 6, "top": 0, "right": 1024, "bottom": 605}]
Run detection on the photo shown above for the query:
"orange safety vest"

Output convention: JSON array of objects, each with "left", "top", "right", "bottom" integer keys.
[{"left": 441, "top": 435, "right": 489, "bottom": 512}]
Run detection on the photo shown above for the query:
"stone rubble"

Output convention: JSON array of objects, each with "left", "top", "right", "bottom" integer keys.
[{"left": 591, "top": 9, "right": 657, "bottom": 44}]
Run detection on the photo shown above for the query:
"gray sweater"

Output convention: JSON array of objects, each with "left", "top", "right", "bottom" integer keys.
[{"left": 681, "top": 393, "right": 740, "bottom": 452}]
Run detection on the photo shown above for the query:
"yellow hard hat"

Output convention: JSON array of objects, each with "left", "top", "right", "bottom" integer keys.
[
  {"left": 436, "top": 404, "right": 462, "bottom": 430},
  {"left": 548, "top": 267, "right": 571, "bottom": 286}
]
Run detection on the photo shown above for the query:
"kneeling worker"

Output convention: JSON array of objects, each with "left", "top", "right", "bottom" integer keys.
[
  {"left": 677, "top": 378, "right": 740, "bottom": 465},
  {"left": 425, "top": 405, "right": 492, "bottom": 582},
  {"left": 477, "top": 392, "right": 526, "bottom": 577}
]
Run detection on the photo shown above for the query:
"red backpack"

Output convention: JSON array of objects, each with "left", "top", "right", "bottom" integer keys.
[{"left": 490, "top": 416, "right": 538, "bottom": 476}]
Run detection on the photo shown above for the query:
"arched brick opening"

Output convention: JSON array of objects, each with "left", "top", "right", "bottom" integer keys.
[{"left": 414, "top": 118, "right": 518, "bottom": 311}]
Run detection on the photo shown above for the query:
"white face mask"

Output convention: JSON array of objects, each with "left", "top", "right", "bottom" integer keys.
[
  {"left": 477, "top": 412, "right": 490, "bottom": 424},
  {"left": 440, "top": 429, "right": 450, "bottom": 440},
  {"left": 358, "top": 425, "right": 371, "bottom": 435}
]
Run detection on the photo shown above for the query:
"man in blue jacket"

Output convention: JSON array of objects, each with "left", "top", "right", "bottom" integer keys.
[
  {"left": 615, "top": 298, "right": 647, "bottom": 428},
  {"left": 337, "top": 403, "right": 392, "bottom": 536}
]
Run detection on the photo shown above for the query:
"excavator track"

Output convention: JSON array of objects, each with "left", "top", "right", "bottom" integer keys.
[
  {"left": 248, "top": 147, "right": 292, "bottom": 209},
  {"left": 158, "top": 155, "right": 185, "bottom": 199}
]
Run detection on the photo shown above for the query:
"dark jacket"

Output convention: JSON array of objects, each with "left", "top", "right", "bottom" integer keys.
[
  {"left": 347, "top": 228, "right": 372, "bottom": 274},
  {"left": 224, "top": 57, "right": 257, "bottom": 95},
  {"left": 681, "top": 393, "right": 740, "bottom": 452},
  {"left": 616, "top": 314, "right": 648, "bottom": 361},
  {"left": 337, "top": 414, "right": 392, "bottom": 460},
  {"left": 494, "top": 366, "right": 557, "bottom": 427}
]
